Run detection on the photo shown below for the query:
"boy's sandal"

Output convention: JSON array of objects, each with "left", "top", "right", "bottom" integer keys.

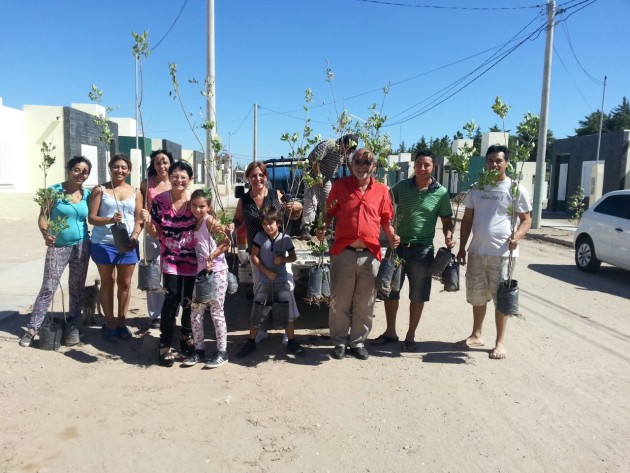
[
  {"left": 158, "top": 348, "right": 175, "bottom": 367},
  {"left": 19, "top": 331, "right": 35, "bottom": 347}
]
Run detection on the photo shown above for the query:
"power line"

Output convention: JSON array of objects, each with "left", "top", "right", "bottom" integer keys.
[
  {"left": 229, "top": 104, "right": 254, "bottom": 137},
  {"left": 355, "top": 0, "right": 545, "bottom": 10},
  {"left": 557, "top": 10, "right": 602, "bottom": 84},
  {"left": 553, "top": 46, "right": 595, "bottom": 110},
  {"left": 152, "top": 0, "right": 189, "bottom": 52},
  {"left": 385, "top": 10, "right": 548, "bottom": 126}
]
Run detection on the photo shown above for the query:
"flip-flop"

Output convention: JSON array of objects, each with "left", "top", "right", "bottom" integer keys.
[
  {"left": 454, "top": 339, "right": 485, "bottom": 349},
  {"left": 371, "top": 334, "right": 399, "bottom": 346},
  {"left": 402, "top": 340, "right": 417, "bottom": 352}
]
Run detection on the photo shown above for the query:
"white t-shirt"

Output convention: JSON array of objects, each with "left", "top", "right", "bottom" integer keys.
[{"left": 465, "top": 178, "right": 532, "bottom": 257}]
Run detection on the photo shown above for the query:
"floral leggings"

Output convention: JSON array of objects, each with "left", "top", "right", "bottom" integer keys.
[
  {"left": 191, "top": 269, "right": 228, "bottom": 352},
  {"left": 29, "top": 240, "right": 91, "bottom": 331}
]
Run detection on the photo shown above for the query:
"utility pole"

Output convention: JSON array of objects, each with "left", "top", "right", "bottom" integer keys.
[
  {"left": 532, "top": 0, "right": 555, "bottom": 229},
  {"left": 595, "top": 76, "right": 607, "bottom": 163},
  {"left": 207, "top": 0, "right": 217, "bottom": 206},
  {"left": 253, "top": 103, "right": 258, "bottom": 162}
]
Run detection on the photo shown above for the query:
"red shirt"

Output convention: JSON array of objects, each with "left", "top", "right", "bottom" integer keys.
[{"left": 326, "top": 176, "right": 394, "bottom": 260}]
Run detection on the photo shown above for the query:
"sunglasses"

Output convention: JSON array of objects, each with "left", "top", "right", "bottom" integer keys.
[{"left": 353, "top": 159, "right": 373, "bottom": 166}]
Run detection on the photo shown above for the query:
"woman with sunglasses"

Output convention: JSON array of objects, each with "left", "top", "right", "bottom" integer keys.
[
  {"left": 20, "top": 156, "right": 93, "bottom": 348},
  {"left": 232, "top": 161, "right": 303, "bottom": 345}
]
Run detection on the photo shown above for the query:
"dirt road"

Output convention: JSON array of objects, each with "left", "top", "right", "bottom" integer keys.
[{"left": 1, "top": 235, "right": 629, "bottom": 472}]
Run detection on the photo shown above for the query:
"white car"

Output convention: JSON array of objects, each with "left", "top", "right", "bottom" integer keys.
[{"left": 574, "top": 190, "right": 630, "bottom": 272}]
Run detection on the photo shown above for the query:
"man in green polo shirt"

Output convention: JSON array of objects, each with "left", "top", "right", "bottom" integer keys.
[{"left": 372, "top": 150, "right": 455, "bottom": 352}]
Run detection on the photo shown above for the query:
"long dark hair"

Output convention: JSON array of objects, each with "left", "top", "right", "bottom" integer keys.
[{"left": 147, "top": 149, "right": 174, "bottom": 177}]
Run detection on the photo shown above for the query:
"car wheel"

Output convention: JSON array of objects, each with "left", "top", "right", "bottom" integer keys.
[{"left": 575, "top": 236, "right": 601, "bottom": 272}]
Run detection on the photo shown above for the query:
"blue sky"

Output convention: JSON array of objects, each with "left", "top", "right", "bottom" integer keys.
[{"left": 1, "top": 0, "right": 628, "bottom": 167}]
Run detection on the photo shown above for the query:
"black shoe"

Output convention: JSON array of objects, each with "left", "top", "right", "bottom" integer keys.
[
  {"left": 236, "top": 339, "right": 257, "bottom": 358},
  {"left": 203, "top": 350, "right": 229, "bottom": 369},
  {"left": 349, "top": 346, "right": 369, "bottom": 360},
  {"left": 149, "top": 318, "right": 161, "bottom": 329},
  {"left": 300, "top": 230, "right": 312, "bottom": 241},
  {"left": 286, "top": 339, "right": 305, "bottom": 356},
  {"left": 181, "top": 350, "right": 204, "bottom": 367},
  {"left": 331, "top": 345, "right": 346, "bottom": 359}
]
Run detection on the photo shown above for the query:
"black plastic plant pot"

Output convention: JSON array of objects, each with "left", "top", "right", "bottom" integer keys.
[
  {"left": 441, "top": 258, "right": 460, "bottom": 292},
  {"left": 307, "top": 266, "right": 323, "bottom": 300},
  {"left": 429, "top": 247, "right": 452, "bottom": 277},
  {"left": 39, "top": 317, "right": 63, "bottom": 351},
  {"left": 321, "top": 266, "right": 331, "bottom": 298},
  {"left": 496, "top": 279, "right": 519, "bottom": 315},
  {"left": 376, "top": 258, "right": 396, "bottom": 296},
  {"left": 111, "top": 222, "right": 132, "bottom": 253},
  {"left": 137, "top": 260, "right": 162, "bottom": 291},
  {"left": 194, "top": 271, "right": 217, "bottom": 303},
  {"left": 271, "top": 301, "right": 290, "bottom": 330},
  {"left": 391, "top": 264, "right": 403, "bottom": 292}
]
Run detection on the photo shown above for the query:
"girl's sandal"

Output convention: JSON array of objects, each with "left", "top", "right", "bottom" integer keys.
[
  {"left": 158, "top": 348, "right": 175, "bottom": 367},
  {"left": 19, "top": 331, "right": 35, "bottom": 347}
]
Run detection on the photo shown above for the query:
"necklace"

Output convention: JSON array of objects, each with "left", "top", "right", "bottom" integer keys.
[{"left": 170, "top": 190, "right": 188, "bottom": 217}]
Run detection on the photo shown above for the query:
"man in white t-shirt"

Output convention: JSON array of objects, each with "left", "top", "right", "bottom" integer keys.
[{"left": 455, "top": 145, "right": 532, "bottom": 360}]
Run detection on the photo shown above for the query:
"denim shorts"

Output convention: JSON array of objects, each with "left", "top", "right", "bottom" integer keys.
[
  {"left": 91, "top": 242, "right": 139, "bottom": 265},
  {"left": 387, "top": 243, "right": 434, "bottom": 303}
]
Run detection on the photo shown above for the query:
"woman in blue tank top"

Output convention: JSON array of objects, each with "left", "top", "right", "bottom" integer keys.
[{"left": 89, "top": 154, "right": 144, "bottom": 342}]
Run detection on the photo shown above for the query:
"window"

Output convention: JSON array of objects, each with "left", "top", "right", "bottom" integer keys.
[{"left": 594, "top": 194, "right": 630, "bottom": 220}]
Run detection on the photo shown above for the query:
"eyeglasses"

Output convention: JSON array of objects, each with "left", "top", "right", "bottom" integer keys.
[{"left": 353, "top": 160, "right": 373, "bottom": 166}]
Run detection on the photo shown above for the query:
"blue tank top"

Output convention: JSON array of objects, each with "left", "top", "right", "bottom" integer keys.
[{"left": 91, "top": 187, "right": 137, "bottom": 245}]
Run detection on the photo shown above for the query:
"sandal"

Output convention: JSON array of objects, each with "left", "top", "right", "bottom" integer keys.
[
  {"left": 19, "top": 330, "right": 35, "bottom": 348},
  {"left": 117, "top": 325, "right": 133, "bottom": 340},
  {"left": 158, "top": 348, "right": 175, "bottom": 367},
  {"left": 371, "top": 334, "right": 399, "bottom": 346},
  {"left": 402, "top": 339, "right": 417, "bottom": 352},
  {"left": 102, "top": 325, "right": 119, "bottom": 343}
]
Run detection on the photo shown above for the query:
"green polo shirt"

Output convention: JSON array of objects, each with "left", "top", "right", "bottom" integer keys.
[{"left": 391, "top": 177, "right": 452, "bottom": 246}]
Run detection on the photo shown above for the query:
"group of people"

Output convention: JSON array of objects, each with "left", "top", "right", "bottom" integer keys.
[
  {"left": 19, "top": 138, "right": 531, "bottom": 365},
  {"left": 308, "top": 141, "right": 531, "bottom": 361}
]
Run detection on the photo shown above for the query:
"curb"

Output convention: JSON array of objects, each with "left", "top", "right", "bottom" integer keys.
[{"left": 526, "top": 233, "right": 573, "bottom": 248}]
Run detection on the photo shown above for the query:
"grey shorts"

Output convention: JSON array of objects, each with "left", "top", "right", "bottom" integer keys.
[
  {"left": 465, "top": 253, "right": 513, "bottom": 306},
  {"left": 387, "top": 244, "right": 434, "bottom": 303}
]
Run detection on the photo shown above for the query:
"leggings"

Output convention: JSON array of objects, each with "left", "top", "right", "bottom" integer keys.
[
  {"left": 29, "top": 240, "right": 91, "bottom": 331},
  {"left": 159, "top": 273, "right": 195, "bottom": 348},
  {"left": 190, "top": 269, "right": 228, "bottom": 352}
]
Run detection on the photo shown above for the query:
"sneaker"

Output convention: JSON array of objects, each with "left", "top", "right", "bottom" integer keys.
[
  {"left": 255, "top": 330, "right": 269, "bottom": 343},
  {"left": 203, "top": 350, "right": 229, "bottom": 369},
  {"left": 182, "top": 350, "right": 204, "bottom": 367},
  {"left": 349, "top": 346, "right": 369, "bottom": 360},
  {"left": 281, "top": 333, "right": 289, "bottom": 346},
  {"left": 331, "top": 345, "right": 346, "bottom": 359},
  {"left": 19, "top": 330, "right": 35, "bottom": 348},
  {"left": 236, "top": 339, "right": 257, "bottom": 358},
  {"left": 149, "top": 318, "right": 161, "bottom": 329},
  {"left": 286, "top": 339, "right": 305, "bottom": 356}
]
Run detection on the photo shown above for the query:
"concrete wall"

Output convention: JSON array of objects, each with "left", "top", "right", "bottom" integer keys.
[{"left": 549, "top": 130, "right": 630, "bottom": 210}]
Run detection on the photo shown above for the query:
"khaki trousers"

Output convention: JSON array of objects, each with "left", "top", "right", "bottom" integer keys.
[{"left": 329, "top": 248, "right": 379, "bottom": 348}]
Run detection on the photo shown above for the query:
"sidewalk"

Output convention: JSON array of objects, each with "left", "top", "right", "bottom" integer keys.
[{"left": 0, "top": 207, "right": 577, "bottom": 323}]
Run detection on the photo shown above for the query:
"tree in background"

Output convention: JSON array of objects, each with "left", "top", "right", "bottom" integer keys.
[{"left": 575, "top": 97, "right": 630, "bottom": 136}]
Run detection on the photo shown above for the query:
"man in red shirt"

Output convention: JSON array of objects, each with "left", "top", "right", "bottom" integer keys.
[{"left": 317, "top": 148, "right": 399, "bottom": 360}]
